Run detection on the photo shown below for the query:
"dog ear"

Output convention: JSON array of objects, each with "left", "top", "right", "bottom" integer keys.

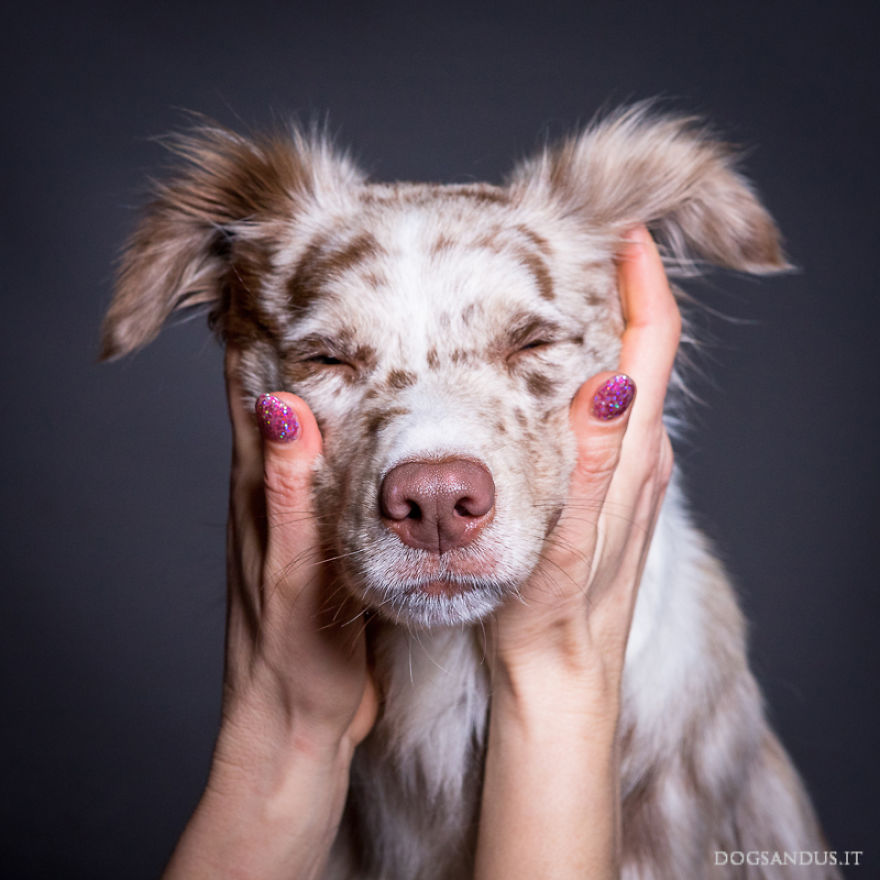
[
  {"left": 100, "top": 123, "right": 362, "bottom": 360},
  {"left": 508, "top": 104, "right": 790, "bottom": 275}
]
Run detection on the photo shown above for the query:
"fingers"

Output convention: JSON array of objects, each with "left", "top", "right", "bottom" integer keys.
[
  {"left": 564, "top": 226, "right": 677, "bottom": 496},
  {"left": 547, "top": 372, "right": 636, "bottom": 574},
  {"left": 616, "top": 226, "right": 681, "bottom": 433},
  {"left": 225, "top": 347, "right": 325, "bottom": 593},
  {"left": 567, "top": 372, "right": 636, "bottom": 485},
  {"left": 593, "top": 228, "right": 678, "bottom": 568},
  {"left": 552, "top": 227, "right": 678, "bottom": 576},
  {"left": 255, "top": 392, "right": 324, "bottom": 588}
]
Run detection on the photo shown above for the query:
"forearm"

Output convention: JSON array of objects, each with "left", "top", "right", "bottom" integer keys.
[
  {"left": 475, "top": 652, "right": 623, "bottom": 880},
  {"left": 163, "top": 706, "right": 355, "bottom": 880}
]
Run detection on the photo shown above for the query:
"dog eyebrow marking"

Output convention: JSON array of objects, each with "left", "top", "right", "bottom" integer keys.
[
  {"left": 287, "top": 231, "right": 385, "bottom": 308},
  {"left": 325, "top": 232, "right": 385, "bottom": 275},
  {"left": 515, "top": 223, "right": 553, "bottom": 256},
  {"left": 517, "top": 246, "right": 555, "bottom": 301},
  {"left": 509, "top": 223, "right": 555, "bottom": 300},
  {"left": 286, "top": 236, "right": 328, "bottom": 310}
]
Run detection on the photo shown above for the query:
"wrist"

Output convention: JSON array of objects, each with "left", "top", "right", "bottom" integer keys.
[
  {"left": 214, "top": 684, "right": 358, "bottom": 784},
  {"left": 495, "top": 659, "right": 621, "bottom": 742},
  {"left": 478, "top": 639, "right": 624, "bottom": 880},
  {"left": 491, "top": 622, "right": 625, "bottom": 741},
  {"left": 205, "top": 727, "right": 352, "bottom": 830},
  {"left": 494, "top": 614, "right": 625, "bottom": 698},
  {"left": 163, "top": 708, "right": 354, "bottom": 880}
]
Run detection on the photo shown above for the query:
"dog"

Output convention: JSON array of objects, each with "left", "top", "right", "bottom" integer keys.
[{"left": 102, "top": 105, "right": 839, "bottom": 879}]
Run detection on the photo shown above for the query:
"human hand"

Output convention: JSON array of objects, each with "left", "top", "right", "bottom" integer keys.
[
  {"left": 490, "top": 225, "right": 681, "bottom": 696},
  {"left": 475, "top": 226, "right": 680, "bottom": 880},
  {"left": 162, "top": 355, "right": 377, "bottom": 880},
  {"left": 219, "top": 350, "right": 378, "bottom": 758}
]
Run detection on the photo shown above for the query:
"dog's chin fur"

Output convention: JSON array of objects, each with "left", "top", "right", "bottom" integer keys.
[
  {"left": 345, "top": 529, "right": 532, "bottom": 628},
  {"left": 103, "top": 104, "right": 838, "bottom": 879},
  {"left": 361, "top": 576, "right": 511, "bottom": 629}
]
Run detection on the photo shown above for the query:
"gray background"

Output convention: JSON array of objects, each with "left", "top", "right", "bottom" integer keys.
[{"left": 3, "top": 0, "right": 877, "bottom": 876}]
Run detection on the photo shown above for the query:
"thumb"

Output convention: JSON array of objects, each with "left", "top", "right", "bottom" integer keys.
[
  {"left": 567, "top": 372, "right": 636, "bottom": 493},
  {"left": 547, "top": 373, "right": 636, "bottom": 563},
  {"left": 255, "top": 393, "right": 324, "bottom": 586}
]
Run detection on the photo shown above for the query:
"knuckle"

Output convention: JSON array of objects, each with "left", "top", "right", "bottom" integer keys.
[
  {"left": 263, "top": 459, "right": 310, "bottom": 515},
  {"left": 574, "top": 435, "right": 622, "bottom": 484}
]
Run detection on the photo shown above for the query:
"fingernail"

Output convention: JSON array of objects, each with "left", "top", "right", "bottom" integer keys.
[
  {"left": 591, "top": 375, "right": 635, "bottom": 421},
  {"left": 255, "top": 394, "right": 301, "bottom": 442}
]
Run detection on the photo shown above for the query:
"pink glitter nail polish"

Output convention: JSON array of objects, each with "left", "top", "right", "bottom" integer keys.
[
  {"left": 255, "top": 394, "right": 301, "bottom": 442},
  {"left": 591, "top": 374, "right": 635, "bottom": 421}
]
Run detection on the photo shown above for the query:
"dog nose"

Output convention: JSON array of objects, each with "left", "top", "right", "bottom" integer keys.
[{"left": 379, "top": 459, "right": 495, "bottom": 553}]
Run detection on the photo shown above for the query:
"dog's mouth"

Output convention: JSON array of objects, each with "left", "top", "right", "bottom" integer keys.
[
  {"left": 345, "top": 557, "right": 518, "bottom": 628},
  {"left": 402, "top": 571, "right": 506, "bottom": 598},
  {"left": 419, "top": 577, "right": 477, "bottom": 598},
  {"left": 377, "top": 574, "right": 513, "bottom": 628}
]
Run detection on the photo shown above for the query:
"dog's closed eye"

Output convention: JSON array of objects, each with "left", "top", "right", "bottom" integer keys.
[
  {"left": 286, "top": 332, "right": 378, "bottom": 379},
  {"left": 304, "top": 353, "right": 352, "bottom": 367},
  {"left": 516, "top": 338, "right": 555, "bottom": 353},
  {"left": 505, "top": 331, "right": 583, "bottom": 366},
  {"left": 501, "top": 315, "right": 568, "bottom": 362}
]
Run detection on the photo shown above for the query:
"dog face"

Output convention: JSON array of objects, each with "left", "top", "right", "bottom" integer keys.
[
  {"left": 102, "top": 106, "right": 787, "bottom": 628},
  {"left": 263, "top": 188, "right": 622, "bottom": 627}
]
